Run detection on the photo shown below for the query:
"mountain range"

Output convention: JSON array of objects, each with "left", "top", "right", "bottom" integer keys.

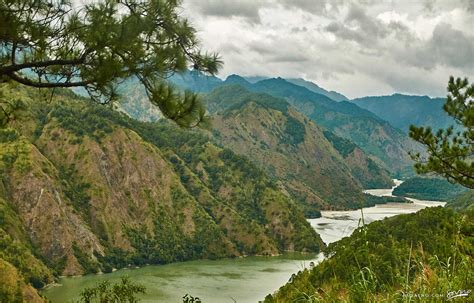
[
  {"left": 120, "top": 71, "right": 448, "bottom": 176},
  {"left": 0, "top": 70, "right": 456, "bottom": 301}
]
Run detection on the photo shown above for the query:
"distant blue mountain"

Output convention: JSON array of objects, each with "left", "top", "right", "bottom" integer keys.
[{"left": 351, "top": 94, "right": 453, "bottom": 133}]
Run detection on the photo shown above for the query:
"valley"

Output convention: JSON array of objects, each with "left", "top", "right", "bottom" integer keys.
[
  {"left": 41, "top": 180, "right": 447, "bottom": 303},
  {"left": 1, "top": 1, "right": 472, "bottom": 302}
]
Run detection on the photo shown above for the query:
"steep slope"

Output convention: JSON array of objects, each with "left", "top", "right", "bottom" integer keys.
[
  {"left": 117, "top": 78, "right": 163, "bottom": 122},
  {"left": 286, "top": 78, "right": 349, "bottom": 102},
  {"left": 0, "top": 85, "right": 323, "bottom": 298},
  {"left": 352, "top": 94, "right": 452, "bottom": 132},
  {"left": 265, "top": 207, "right": 473, "bottom": 302},
  {"left": 322, "top": 130, "right": 393, "bottom": 189},
  {"left": 0, "top": 258, "right": 44, "bottom": 303},
  {"left": 246, "top": 78, "right": 421, "bottom": 176},
  {"left": 205, "top": 85, "right": 393, "bottom": 213},
  {"left": 115, "top": 74, "right": 420, "bottom": 176}
]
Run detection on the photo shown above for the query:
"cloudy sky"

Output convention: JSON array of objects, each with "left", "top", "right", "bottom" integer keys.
[{"left": 181, "top": 0, "right": 474, "bottom": 98}]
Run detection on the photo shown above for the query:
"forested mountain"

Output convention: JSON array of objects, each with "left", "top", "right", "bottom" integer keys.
[
  {"left": 205, "top": 85, "right": 393, "bottom": 213},
  {"left": 0, "top": 84, "right": 323, "bottom": 300},
  {"left": 265, "top": 206, "right": 473, "bottom": 302},
  {"left": 221, "top": 77, "right": 422, "bottom": 176},
  {"left": 352, "top": 94, "right": 453, "bottom": 132}
]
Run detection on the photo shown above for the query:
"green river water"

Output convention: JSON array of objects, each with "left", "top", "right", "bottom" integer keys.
[
  {"left": 42, "top": 181, "right": 444, "bottom": 302},
  {"left": 42, "top": 253, "right": 322, "bottom": 303}
]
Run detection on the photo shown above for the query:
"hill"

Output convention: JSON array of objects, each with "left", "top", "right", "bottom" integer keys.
[
  {"left": 116, "top": 74, "right": 422, "bottom": 177},
  {"left": 264, "top": 207, "right": 473, "bottom": 302},
  {"left": 393, "top": 177, "right": 468, "bottom": 201}
]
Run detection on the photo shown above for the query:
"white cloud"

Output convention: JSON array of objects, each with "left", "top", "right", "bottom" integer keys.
[{"left": 182, "top": 0, "right": 474, "bottom": 98}]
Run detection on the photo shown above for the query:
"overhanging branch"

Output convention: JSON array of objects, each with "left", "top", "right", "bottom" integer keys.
[{"left": 7, "top": 72, "right": 91, "bottom": 88}]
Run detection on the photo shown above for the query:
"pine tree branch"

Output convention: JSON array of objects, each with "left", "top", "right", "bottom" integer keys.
[{"left": 6, "top": 72, "right": 91, "bottom": 88}]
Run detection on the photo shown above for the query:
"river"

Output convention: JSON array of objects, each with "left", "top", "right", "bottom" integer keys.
[
  {"left": 42, "top": 180, "right": 445, "bottom": 302},
  {"left": 309, "top": 179, "right": 446, "bottom": 244}
]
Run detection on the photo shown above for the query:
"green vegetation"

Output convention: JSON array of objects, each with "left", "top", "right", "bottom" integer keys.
[
  {"left": 52, "top": 105, "right": 114, "bottom": 142},
  {"left": 447, "top": 190, "right": 474, "bottom": 212},
  {"left": 393, "top": 177, "right": 468, "bottom": 201},
  {"left": 205, "top": 84, "right": 394, "bottom": 213},
  {"left": 363, "top": 194, "right": 409, "bottom": 207},
  {"left": 0, "top": 258, "right": 24, "bottom": 303},
  {"left": 265, "top": 207, "right": 473, "bottom": 302},
  {"left": 409, "top": 77, "right": 474, "bottom": 188},
  {"left": 1, "top": 0, "right": 221, "bottom": 128},
  {"left": 246, "top": 78, "right": 417, "bottom": 176},
  {"left": 76, "top": 277, "right": 205, "bottom": 303},
  {"left": 204, "top": 84, "right": 290, "bottom": 115},
  {"left": 0, "top": 128, "right": 31, "bottom": 175},
  {"left": 323, "top": 130, "right": 356, "bottom": 157},
  {"left": 285, "top": 116, "right": 306, "bottom": 145},
  {"left": 79, "top": 277, "right": 146, "bottom": 303},
  {"left": 0, "top": 196, "right": 53, "bottom": 289},
  {"left": 59, "top": 164, "right": 92, "bottom": 214},
  {"left": 122, "top": 119, "right": 322, "bottom": 253}
]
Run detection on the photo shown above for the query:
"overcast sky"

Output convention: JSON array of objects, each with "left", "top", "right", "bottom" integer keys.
[{"left": 180, "top": 0, "right": 474, "bottom": 98}]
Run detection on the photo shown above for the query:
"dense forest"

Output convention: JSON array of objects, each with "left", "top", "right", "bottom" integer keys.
[{"left": 393, "top": 177, "right": 468, "bottom": 201}]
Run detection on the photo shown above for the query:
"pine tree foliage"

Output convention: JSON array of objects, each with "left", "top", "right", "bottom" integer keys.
[
  {"left": 409, "top": 77, "right": 474, "bottom": 188},
  {"left": 0, "top": 0, "right": 221, "bottom": 127}
]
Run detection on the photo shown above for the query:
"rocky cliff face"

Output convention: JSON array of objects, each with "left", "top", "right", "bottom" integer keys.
[{"left": 0, "top": 85, "right": 323, "bottom": 300}]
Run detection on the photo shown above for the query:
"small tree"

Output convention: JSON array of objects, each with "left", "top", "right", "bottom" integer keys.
[
  {"left": 409, "top": 76, "right": 473, "bottom": 188},
  {"left": 0, "top": 0, "right": 222, "bottom": 127},
  {"left": 79, "top": 277, "right": 146, "bottom": 303}
]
